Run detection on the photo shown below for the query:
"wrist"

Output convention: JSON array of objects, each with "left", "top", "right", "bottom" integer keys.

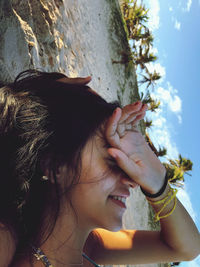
[
  {"left": 146, "top": 184, "right": 171, "bottom": 202},
  {"left": 140, "top": 173, "right": 168, "bottom": 198}
]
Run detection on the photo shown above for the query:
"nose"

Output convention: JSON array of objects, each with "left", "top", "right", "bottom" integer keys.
[{"left": 120, "top": 177, "right": 138, "bottom": 189}]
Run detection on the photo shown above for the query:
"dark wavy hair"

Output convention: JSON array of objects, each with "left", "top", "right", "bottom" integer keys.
[{"left": 0, "top": 69, "right": 120, "bottom": 259}]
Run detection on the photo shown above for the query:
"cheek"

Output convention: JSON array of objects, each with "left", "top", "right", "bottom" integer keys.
[
  {"left": 80, "top": 154, "right": 113, "bottom": 187},
  {"left": 71, "top": 173, "right": 116, "bottom": 210},
  {"left": 83, "top": 176, "right": 115, "bottom": 200}
]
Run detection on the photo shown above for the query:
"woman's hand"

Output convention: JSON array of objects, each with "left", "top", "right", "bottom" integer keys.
[
  {"left": 57, "top": 75, "right": 92, "bottom": 85},
  {"left": 105, "top": 101, "right": 166, "bottom": 194}
]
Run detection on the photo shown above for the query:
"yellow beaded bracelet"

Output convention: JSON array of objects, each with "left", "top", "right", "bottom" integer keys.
[
  {"left": 147, "top": 187, "right": 178, "bottom": 222},
  {"left": 154, "top": 197, "right": 177, "bottom": 222}
]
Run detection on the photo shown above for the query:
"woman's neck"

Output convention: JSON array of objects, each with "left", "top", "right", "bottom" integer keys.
[{"left": 38, "top": 207, "right": 91, "bottom": 267}]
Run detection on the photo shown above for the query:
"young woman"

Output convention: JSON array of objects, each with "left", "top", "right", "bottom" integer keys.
[{"left": 0, "top": 70, "right": 199, "bottom": 267}]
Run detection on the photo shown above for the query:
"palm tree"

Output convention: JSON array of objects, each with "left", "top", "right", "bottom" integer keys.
[
  {"left": 140, "top": 70, "right": 161, "bottom": 89},
  {"left": 140, "top": 90, "right": 151, "bottom": 104},
  {"left": 145, "top": 132, "right": 167, "bottom": 158},
  {"left": 164, "top": 154, "right": 193, "bottom": 187},
  {"left": 121, "top": 0, "right": 149, "bottom": 40},
  {"left": 169, "top": 155, "right": 193, "bottom": 175},
  {"left": 112, "top": 50, "right": 134, "bottom": 64},
  {"left": 145, "top": 132, "right": 167, "bottom": 157},
  {"left": 135, "top": 45, "right": 157, "bottom": 69},
  {"left": 145, "top": 132, "right": 157, "bottom": 155},
  {"left": 140, "top": 91, "right": 160, "bottom": 112},
  {"left": 144, "top": 118, "right": 153, "bottom": 128},
  {"left": 157, "top": 147, "right": 167, "bottom": 157},
  {"left": 141, "top": 30, "right": 154, "bottom": 50},
  {"left": 120, "top": 0, "right": 158, "bottom": 75},
  {"left": 149, "top": 99, "right": 161, "bottom": 112}
]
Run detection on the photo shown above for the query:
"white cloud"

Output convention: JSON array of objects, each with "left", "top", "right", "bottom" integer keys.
[
  {"left": 169, "top": 95, "right": 182, "bottom": 112},
  {"left": 186, "top": 0, "right": 192, "bottom": 11},
  {"left": 174, "top": 20, "right": 181, "bottom": 30},
  {"left": 169, "top": 6, "right": 173, "bottom": 12},
  {"left": 182, "top": 0, "right": 192, "bottom": 12},
  {"left": 148, "top": 127, "right": 179, "bottom": 159},
  {"left": 153, "top": 116, "right": 166, "bottom": 128},
  {"left": 151, "top": 82, "right": 182, "bottom": 123},
  {"left": 142, "top": 0, "right": 160, "bottom": 31},
  {"left": 171, "top": 17, "right": 181, "bottom": 31},
  {"left": 146, "top": 111, "right": 179, "bottom": 159},
  {"left": 156, "top": 87, "right": 170, "bottom": 102},
  {"left": 177, "top": 115, "right": 182, "bottom": 124}
]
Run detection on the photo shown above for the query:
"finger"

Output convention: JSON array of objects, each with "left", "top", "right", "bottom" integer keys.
[
  {"left": 75, "top": 76, "right": 92, "bottom": 84},
  {"left": 125, "top": 114, "right": 137, "bottom": 124},
  {"left": 117, "top": 123, "right": 125, "bottom": 138},
  {"left": 57, "top": 76, "right": 92, "bottom": 85},
  {"left": 119, "top": 102, "right": 147, "bottom": 126},
  {"left": 107, "top": 148, "right": 141, "bottom": 182},
  {"left": 141, "top": 103, "right": 148, "bottom": 112},
  {"left": 118, "top": 102, "right": 143, "bottom": 124},
  {"left": 105, "top": 108, "right": 122, "bottom": 148},
  {"left": 131, "top": 112, "right": 146, "bottom": 127},
  {"left": 117, "top": 103, "right": 146, "bottom": 137},
  {"left": 125, "top": 103, "right": 148, "bottom": 124}
]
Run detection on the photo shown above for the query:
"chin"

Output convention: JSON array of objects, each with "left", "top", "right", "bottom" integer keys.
[{"left": 100, "top": 218, "right": 123, "bottom": 232}]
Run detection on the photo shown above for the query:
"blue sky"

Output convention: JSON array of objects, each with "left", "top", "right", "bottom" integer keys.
[{"left": 133, "top": 0, "right": 200, "bottom": 266}]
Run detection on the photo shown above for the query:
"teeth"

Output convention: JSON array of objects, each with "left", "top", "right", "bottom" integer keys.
[{"left": 111, "top": 195, "right": 126, "bottom": 204}]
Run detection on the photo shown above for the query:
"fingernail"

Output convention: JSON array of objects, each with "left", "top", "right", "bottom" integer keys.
[{"left": 114, "top": 108, "right": 118, "bottom": 114}]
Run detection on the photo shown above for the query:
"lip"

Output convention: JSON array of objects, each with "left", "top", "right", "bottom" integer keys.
[
  {"left": 109, "top": 192, "right": 130, "bottom": 198},
  {"left": 109, "top": 197, "right": 127, "bottom": 209}
]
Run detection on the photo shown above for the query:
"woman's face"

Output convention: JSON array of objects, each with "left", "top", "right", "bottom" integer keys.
[{"left": 67, "top": 130, "right": 137, "bottom": 232}]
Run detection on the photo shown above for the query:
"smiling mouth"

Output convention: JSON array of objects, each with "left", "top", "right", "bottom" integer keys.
[{"left": 108, "top": 195, "right": 127, "bottom": 209}]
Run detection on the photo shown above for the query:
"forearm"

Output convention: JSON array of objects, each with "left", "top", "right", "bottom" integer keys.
[{"left": 147, "top": 184, "right": 200, "bottom": 260}]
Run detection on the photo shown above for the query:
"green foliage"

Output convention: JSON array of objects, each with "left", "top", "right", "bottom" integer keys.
[
  {"left": 140, "top": 91, "right": 160, "bottom": 112},
  {"left": 149, "top": 99, "right": 160, "bottom": 112},
  {"left": 135, "top": 51, "right": 157, "bottom": 68},
  {"left": 157, "top": 147, "right": 167, "bottom": 157},
  {"left": 140, "top": 90, "right": 151, "bottom": 103},
  {"left": 121, "top": 0, "right": 149, "bottom": 39},
  {"left": 164, "top": 154, "right": 193, "bottom": 187},
  {"left": 145, "top": 132, "right": 167, "bottom": 158},
  {"left": 140, "top": 70, "right": 162, "bottom": 89},
  {"left": 120, "top": 0, "right": 161, "bottom": 91},
  {"left": 144, "top": 118, "right": 153, "bottom": 128}
]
